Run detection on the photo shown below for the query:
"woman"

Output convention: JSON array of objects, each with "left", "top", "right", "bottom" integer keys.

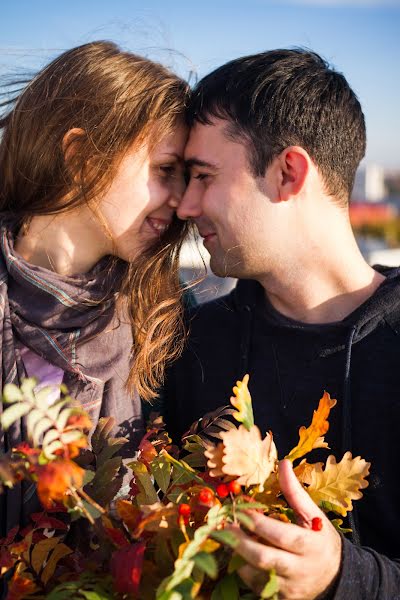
[{"left": 0, "top": 41, "right": 190, "bottom": 535}]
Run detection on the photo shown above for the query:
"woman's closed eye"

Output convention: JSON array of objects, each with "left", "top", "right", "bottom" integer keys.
[{"left": 159, "top": 164, "right": 178, "bottom": 177}]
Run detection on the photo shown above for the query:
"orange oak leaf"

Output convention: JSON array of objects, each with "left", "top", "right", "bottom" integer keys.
[
  {"left": 230, "top": 374, "right": 254, "bottom": 430},
  {"left": 206, "top": 425, "right": 277, "bottom": 488},
  {"left": 306, "top": 452, "right": 371, "bottom": 517},
  {"left": 286, "top": 392, "right": 337, "bottom": 462},
  {"left": 36, "top": 459, "right": 84, "bottom": 509}
]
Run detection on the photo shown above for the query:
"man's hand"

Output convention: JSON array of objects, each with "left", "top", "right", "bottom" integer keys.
[{"left": 231, "top": 459, "right": 342, "bottom": 599}]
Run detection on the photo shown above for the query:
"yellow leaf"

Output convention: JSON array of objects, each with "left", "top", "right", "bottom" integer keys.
[
  {"left": 31, "top": 536, "right": 61, "bottom": 575},
  {"left": 41, "top": 543, "right": 72, "bottom": 585},
  {"left": 286, "top": 392, "right": 337, "bottom": 462},
  {"left": 307, "top": 452, "right": 370, "bottom": 517},
  {"left": 294, "top": 460, "right": 323, "bottom": 486},
  {"left": 206, "top": 425, "right": 277, "bottom": 488},
  {"left": 230, "top": 374, "right": 254, "bottom": 430},
  {"left": 200, "top": 539, "right": 220, "bottom": 553}
]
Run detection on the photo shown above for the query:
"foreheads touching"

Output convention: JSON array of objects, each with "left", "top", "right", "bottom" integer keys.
[{"left": 185, "top": 49, "right": 366, "bottom": 206}]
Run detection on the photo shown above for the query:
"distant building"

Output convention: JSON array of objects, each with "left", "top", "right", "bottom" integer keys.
[{"left": 352, "top": 164, "right": 386, "bottom": 202}]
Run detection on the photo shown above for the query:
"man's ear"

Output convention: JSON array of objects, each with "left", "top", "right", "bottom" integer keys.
[
  {"left": 277, "top": 146, "right": 310, "bottom": 201},
  {"left": 62, "top": 127, "right": 85, "bottom": 176}
]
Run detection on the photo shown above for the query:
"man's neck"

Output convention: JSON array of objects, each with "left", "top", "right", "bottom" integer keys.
[{"left": 258, "top": 241, "right": 385, "bottom": 325}]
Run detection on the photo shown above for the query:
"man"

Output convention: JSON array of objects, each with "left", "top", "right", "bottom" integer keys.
[{"left": 164, "top": 49, "right": 400, "bottom": 598}]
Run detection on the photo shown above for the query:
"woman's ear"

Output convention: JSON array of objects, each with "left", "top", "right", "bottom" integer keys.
[
  {"left": 62, "top": 127, "right": 85, "bottom": 174},
  {"left": 277, "top": 146, "right": 310, "bottom": 201}
]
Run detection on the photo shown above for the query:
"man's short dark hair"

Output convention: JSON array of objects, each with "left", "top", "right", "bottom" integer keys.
[{"left": 187, "top": 49, "right": 366, "bottom": 203}]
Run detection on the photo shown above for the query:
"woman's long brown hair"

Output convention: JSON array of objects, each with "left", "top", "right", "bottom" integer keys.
[{"left": 0, "top": 40, "right": 190, "bottom": 401}]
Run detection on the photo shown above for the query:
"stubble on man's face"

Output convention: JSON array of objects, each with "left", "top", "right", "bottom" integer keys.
[{"left": 184, "top": 119, "right": 271, "bottom": 281}]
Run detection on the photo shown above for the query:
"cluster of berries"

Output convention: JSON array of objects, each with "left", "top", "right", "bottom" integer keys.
[{"left": 177, "top": 480, "right": 242, "bottom": 525}]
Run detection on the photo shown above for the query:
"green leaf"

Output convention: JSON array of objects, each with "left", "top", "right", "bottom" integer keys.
[
  {"left": 210, "top": 530, "right": 239, "bottom": 549},
  {"left": 129, "top": 460, "right": 159, "bottom": 504},
  {"left": 46, "top": 400, "right": 67, "bottom": 423},
  {"left": 151, "top": 455, "right": 171, "bottom": 493},
  {"left": 182, "top": 451, "right": 207, "bottom": 468},
  {"left": 96, "top": 437, "right": 128, "bottom": 467},
  {"left": 56, "top": 407, "right": 74, "bottom": 431},
  {"left": 32, "top": 417, "right": 53, "bottom": 445},
  {"left": 260, "top": 569, "right": 279, "bottom": 599},
  {"left": 81, "top": 499, "right": 103, "bottom": 520},
  {"left": 0, "top": 401, "right": 31, "bottom": 430},
  {"left": 235, "top": 502, "right": 269, "bottom": 511},
  {"left": 162, "top": 450, "right": 203, "bottom": 485},
  {"left": 2, "top": 383, "right": 23, "bottom": 404},
  {"left": 227, "top": 553, "right": 246, "bottom": 574},
  {"left": 42, "top": 440, "right": 64, "bottom": 459},
  {"left": 20, "top": 378, "right": 37, "bottom": 399},
  {"left": 60, "top": 429, "right": 83, "bottom": 445},
  {"left": 211, "top": 573, "right": 240, "bottom": 600},
  {"left": 331, "top": 519, "right": 352, "bottom": 534},
  {"left": 26, "top": 408, "right": 44, "bottom": 439},
  {"left": 91, "top": 417, "right": 116, "bottom": 455},
  {"left": 82, "top": 469, "right": 96, "bottom": 485},
  {"left": 34, "top": 386, "right": 56, "bottom": 409},
  {"left": 42, "top": 428, "right": 61, "bottom": 449},
  {"left": 193, "top": 551, "right": 218, "bottom": 580},
  {"left": 88, "top": 455, "right": 122, "bottom": 505},
  {"left": 235, "top": 511, "right": 255, "bottom": 530}
]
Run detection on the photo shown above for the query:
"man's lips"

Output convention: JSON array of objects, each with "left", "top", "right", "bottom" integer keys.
[{"left": 199, "top": 231, "right": 217, "bottom": 243}]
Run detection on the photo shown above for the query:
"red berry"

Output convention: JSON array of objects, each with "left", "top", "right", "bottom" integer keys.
[
  {"left": 198, "top": 488, "right": 214, "bottom": 504},
  {"left": 216, "top": 484, "right": 229, "bottom": 499},
  {"left": 178, "top": 503, "right": 191, "bottom": 517},
  {"left": 228, "top": 480, "right": 242, "bottom": 495},
  {"left": 311, "top": 517, "right": 323, "bottom": 531},
  {"left": 177, "top": 514, "right": 190, "bottom": 526}
]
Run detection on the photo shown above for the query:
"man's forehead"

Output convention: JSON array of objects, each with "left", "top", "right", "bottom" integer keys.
[{"left": 184, "top": 119, "right": 232, "bottom": 163}]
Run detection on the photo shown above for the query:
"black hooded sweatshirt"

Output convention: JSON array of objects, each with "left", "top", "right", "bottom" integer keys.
[{"left": 164, "top": 266, "right": 400, "bottom": 599}]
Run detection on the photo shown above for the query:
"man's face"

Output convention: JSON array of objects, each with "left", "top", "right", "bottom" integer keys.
[{"left": 178, "top": 119, "right": 280, "bottom": 279}]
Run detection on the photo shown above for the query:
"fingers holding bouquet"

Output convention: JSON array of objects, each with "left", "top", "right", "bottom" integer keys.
[{"left": 230, "top": 459, "right": 342, "bottom": 599}]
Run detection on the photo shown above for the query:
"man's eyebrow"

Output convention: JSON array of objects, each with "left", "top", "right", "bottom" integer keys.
[{"left": 185, "top": 158, "right": 218, "bottom": 169}]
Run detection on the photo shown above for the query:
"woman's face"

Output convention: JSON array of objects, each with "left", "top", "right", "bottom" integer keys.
[{"left": 97, "top": 122, "right": 188, "bottom": 262}]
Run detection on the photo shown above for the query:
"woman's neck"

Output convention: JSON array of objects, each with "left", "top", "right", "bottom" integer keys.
[{"left": 14, "top": 210, "right": 111, "bottom": 276}]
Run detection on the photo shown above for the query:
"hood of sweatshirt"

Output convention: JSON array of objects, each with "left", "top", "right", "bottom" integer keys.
[
  {"left": 227, "top": 265, "right": 400, "bottom": 546},
  {"left": 231, "top": 264, "right": 400, "bottom": 353}
]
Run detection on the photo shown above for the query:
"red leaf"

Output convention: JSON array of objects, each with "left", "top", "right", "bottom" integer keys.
[
  {"left": 30, "top": 513, "right": 68, "bottom": 531},
  {"left": 0, "top": 526, "right": 19, "bottom": 546},
  {"left": 6, "top": 574, "right": 37, "bottom": 600},
  {"left": 111, "top": 542, "right": 146, "bottom": 595},
  {"left": 0, "top": 547, "right": 13, "bottom": 576}
]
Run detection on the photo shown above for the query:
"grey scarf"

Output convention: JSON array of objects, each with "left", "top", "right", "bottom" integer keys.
[{"left": 0, "top": 218, "right": 143, "bottom": 535}]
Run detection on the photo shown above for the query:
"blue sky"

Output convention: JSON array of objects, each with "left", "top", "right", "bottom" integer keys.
[{"left": 1, "top": 0, "right": 399, "bottom": 168}]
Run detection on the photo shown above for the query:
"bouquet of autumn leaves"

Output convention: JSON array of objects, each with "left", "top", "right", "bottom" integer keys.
[{"left": 0, "top": 376, "right": 370, "bottom": 600}]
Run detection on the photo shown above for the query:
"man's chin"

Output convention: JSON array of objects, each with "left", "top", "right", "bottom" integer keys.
[{"left": 209, "top": 255, "right": 237, "bottom": 279}]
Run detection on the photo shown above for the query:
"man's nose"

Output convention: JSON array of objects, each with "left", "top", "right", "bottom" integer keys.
[{"left": 176, "top": 187, "right": 202, "bottom": 221}]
